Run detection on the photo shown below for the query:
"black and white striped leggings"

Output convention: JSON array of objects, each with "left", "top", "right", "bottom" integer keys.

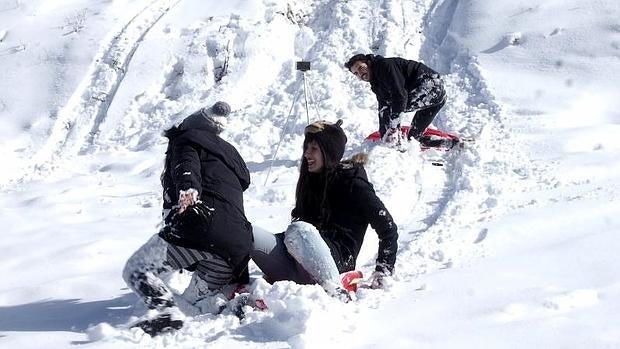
[{"left": 122, "top": 234, "right": 233, "bottom": 310}]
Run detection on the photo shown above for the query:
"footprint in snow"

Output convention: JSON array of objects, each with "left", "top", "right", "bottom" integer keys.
[
  {"left": 473, "top": 228, "right": 487, "bottom": 244},
  {"left": 548, "top": 28, "right": 563, "bottom": 37},
  {"left": 493, "top": 289, "right": 599, "bottom": 323},
  {"left": 481, "top": 32, "right": 523, "bottom": 54}
]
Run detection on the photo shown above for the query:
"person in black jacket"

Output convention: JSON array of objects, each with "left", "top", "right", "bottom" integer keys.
[
  {"left": 122, "top": 101, "right": 253, "bottom": 335},
  {"left": 345, "top": 53, "right": 456, "bottom": 148},
  {"left": 252, "top": 120, "right": 398, "bottom": 296}
]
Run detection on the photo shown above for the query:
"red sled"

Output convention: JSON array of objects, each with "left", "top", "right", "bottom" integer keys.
[{"left": 365, "top": 126, "right": 460, "bottom": 151}]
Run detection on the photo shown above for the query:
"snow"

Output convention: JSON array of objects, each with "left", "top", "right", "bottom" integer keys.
[{"left": 1, "top": 0, "right": 619, "bottom": 348}]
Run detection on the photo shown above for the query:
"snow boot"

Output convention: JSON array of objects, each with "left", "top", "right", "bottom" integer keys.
[
  {"left": 179, "top": 273, "right": 232, "bottom": 315},
  {"left": 330, "top": 270, "right": 364, "bottom": 302},
  {"left": 224, "top": 285, "right": 269, "bottom": 319},
  {"left": 341, "top": 270, "right": 363, "bottom": 293},
  {"left": 132, "top": 312, "right": 184, "bottom": 336}
]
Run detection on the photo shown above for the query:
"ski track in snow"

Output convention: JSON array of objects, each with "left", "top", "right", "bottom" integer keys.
[
  {"left": 33, "top": 0, "right": 180, "bottom": 168},
  {"left": 106, "top": 12, "right": 252, "bottom": 153}
]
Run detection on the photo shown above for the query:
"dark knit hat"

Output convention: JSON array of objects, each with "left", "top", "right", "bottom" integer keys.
[
  {"left": 303, "top": 119, "right": 347, "bottom": 168},
  {"left": 207, "top": 101, "right": 231, "bottom": 117},
  {"left": 180, "top": 101, "right": 230, "bottom": 134}
]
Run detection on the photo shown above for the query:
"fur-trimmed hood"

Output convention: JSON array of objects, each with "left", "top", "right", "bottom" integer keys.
[{"left": 340, "top": 152, "right": 368, "bottom": 169}]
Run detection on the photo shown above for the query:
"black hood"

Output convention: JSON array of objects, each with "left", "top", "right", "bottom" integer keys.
[{"left": 164, "top": 111, "right": 250, "bottom": 190}]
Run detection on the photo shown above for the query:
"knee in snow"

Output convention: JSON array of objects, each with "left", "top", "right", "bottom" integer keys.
[{"left": 283, "top": 221, "right": 320, "bottom": 249}]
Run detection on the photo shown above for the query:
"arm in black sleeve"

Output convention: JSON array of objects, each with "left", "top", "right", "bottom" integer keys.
[
  {"left": 377, "top": 101, "right": 391, "bottom": 137},
  {"left": 352, "top": 177, "right": 398, "bottom": 274},
  {"left": 170, "top": 140, "right": 202, "bottom": 197},
  {"left": 377, "top": 96, "right": 389, "bottom": 113}
]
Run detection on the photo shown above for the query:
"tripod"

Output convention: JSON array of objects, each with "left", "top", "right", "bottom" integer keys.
[{"left": 265, "top": 61, "right": 321, "bottom": 184}]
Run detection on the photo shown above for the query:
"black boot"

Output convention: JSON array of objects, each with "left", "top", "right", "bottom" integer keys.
[{"left": 132, "top": 313, "right": 183, "bottom": 336}]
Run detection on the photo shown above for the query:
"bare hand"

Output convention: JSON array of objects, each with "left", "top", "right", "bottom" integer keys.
[{"left": 178, "top": 188, "right": 198, "bottom": 213}]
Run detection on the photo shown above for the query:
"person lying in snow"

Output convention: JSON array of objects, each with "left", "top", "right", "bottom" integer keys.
[
  {"left": 345, "top": 53, "right": 457, "bottom": 149},
  {"left": 252, "top": 119, "right": 398, "bottom": 298},
  {"left": 122, "top": 101, "right": 254, "bottom": 336}
]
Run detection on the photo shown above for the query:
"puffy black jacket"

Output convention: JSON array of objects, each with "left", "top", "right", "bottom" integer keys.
[
  {"left": 292, "top": 162, "right": 398, "bottom": 274},
  {"left": 159, "top": 110, "right": 252, "bottom": 277},
  {"left": 369, "top": 55, "right": 438, "bottom": 117}
]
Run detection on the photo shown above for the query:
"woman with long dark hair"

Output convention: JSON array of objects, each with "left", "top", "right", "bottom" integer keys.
[{"left": 252, "top": 120, "right": 399, "bottom": 297}]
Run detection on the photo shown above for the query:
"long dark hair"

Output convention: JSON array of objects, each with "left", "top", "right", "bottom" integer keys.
[{"left": 293, "top": 138, "right": 339, "bottom": 227}]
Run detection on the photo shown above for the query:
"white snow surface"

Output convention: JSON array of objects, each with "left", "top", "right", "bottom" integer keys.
[{"left": 1, "top": 0, "right": 619, "bottom": 348}]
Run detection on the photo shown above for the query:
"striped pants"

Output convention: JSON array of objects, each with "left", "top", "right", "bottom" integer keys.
[{"left": 122, "top": 234, "right": 233, "bottom": 311}]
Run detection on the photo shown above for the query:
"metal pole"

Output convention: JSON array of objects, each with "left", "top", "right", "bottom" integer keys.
[
  {"left": 302, "top": 72, "right": 310, "bottom": 124},
  {"left": 264, "top": 82, "right": 304, "bottom": 185},
  {"left": 305, "top": 74, "right": 322, "bottom": 121}
]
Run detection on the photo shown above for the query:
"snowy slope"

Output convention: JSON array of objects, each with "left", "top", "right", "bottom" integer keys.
[{"left": 1, "top": 0, "right": 619, "bottom": 348}]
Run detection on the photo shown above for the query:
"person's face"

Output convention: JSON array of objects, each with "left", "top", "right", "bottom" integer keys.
[
  {"left": 304, "top": 140, "right": 325, "bottom": 173},
  {"left": 350, "top": 61, "right": 370, "bottom": 82}
]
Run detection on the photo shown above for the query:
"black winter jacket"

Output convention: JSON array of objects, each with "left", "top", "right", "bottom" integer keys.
[
  {"left": 292, "top": 162, "right": 398, "bottom": 274},
  {"left": 159, "top": 110, "right": 252, "bottom": 277},
  {"left": 369, "top": 55, "right": 438, "bottom": 118}
]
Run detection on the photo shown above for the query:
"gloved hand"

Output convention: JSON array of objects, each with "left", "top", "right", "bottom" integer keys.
[
  {"left": 389, "top": 113, "right": 403, "bottom": 129},
  {"left": 381, "top": 127, "right": 400, "bottom": 144},
  {"left": 369, "top": 270, "right": 388, "bottom": 289},
  {"left": 178, "top": 188, "right": 199, "bottom": 213}
]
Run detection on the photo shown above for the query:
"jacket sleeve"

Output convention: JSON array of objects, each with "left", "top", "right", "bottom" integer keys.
[
  {"left": 351, "top": 177, "right": 398, "bottom": 274},
  {"left": 377, "top": 96, "right": 389, "bottom": 112},
  {"left": 170, "top": 139, "right": 202, "bottom": 197}
]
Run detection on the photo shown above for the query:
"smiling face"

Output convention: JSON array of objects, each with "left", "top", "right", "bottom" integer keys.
[
  {"left": 304, "top": 140, "right": 325, "bottom": 173},
  {"left": 350, "top": 60, "right": 371, "bottom": 82}
]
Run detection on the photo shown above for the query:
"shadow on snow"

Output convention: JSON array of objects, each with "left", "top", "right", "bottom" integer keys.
[{"left": 0, "top": 293, "right": 137, "bottom": 332}]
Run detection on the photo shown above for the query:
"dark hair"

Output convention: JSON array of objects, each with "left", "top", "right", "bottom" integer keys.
[
  {"left": 293, "top": 120, "right": 347, "bottom": 226},
  {"left": 303, "top": 120, "right": 347, "bottom": 168},
  {"left": 344, "top": 53, "right": 371, "bottom": 70}
]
